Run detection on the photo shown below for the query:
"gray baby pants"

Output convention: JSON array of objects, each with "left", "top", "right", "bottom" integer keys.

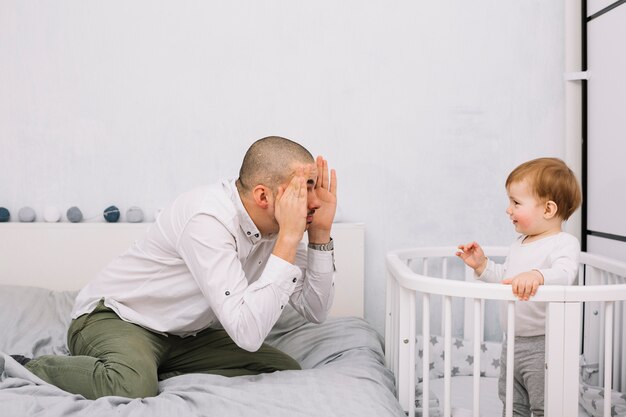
[{"left": 498, "top": 335, "right": 546, "bottom": 417}]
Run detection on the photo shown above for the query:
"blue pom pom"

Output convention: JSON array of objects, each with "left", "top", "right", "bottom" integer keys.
[
  {"left": 0, "top": 207, "right": 10, "bottom": 222},
  {"left": 103, "top": 205, "right": 120, "bottom": 223}
]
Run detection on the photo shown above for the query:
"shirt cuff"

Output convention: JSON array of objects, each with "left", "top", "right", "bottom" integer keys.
[
  {"left": 307, "top": 247, "right": 335, "bottom": 274},
  {"left": 476, "top": 259, "right": 498, "bottom": 282}
]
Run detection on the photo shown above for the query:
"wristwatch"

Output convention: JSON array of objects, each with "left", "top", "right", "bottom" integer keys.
[{"left": 308, "top": 238, "right": 334, "bottom": 251}]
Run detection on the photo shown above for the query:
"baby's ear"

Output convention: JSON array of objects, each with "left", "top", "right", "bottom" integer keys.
[{"left": 544, "top": 200, "right": 558, "bottom": 219}]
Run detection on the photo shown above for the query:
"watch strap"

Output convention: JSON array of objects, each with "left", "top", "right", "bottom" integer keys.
[{"left": 308, "top": 237, "right": 334, "bottom": 251}]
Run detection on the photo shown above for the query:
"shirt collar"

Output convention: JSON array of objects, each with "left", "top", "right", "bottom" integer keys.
[{"left": 225, "top": 179, "right": 264, "bottom": 244}]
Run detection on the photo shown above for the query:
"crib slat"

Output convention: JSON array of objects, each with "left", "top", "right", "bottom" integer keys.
[
  {"left": 444, "top": 295, "right": 452, "bottom": 417},
  {"left": 609, "top": 273, "right": 624, "bottom": 393},
  {"left": 604, "top": 302, "right": 614, "bottom": 417},
  {"left": 564, "top": 303, "right": 583, "bottom": 417},
  {"left": 613, "top": 301, "right": 626, "bottom": 392},
  {"left": 505, "top": 302, "right": 515, "bottom": 417},
  {"left": 386, "top": 275, "right": 398, "bottom": 380},
  {"left": 464, "top": 264, "right": 473, "bottom": 282},
  {"left": 473, "top": 299, "right": 481, "bottom": 417},
  {"left": 613, "top": 281, "right": 622, "bottom": 392},
  {"left": 545, "top": 301, "right": 582, "bottom": 417},
  {"left": 423, "top": 294, "right": 430, "bottom": 417},
  {"left": 480, "top": 299, "right": 485, "bottom": 343},
  {"left": 593, "top": 267, "right": 606, "bottom": 386},
  {"left": 394, "top": 280, "right": 400, "bottom": 379},
  {"left": 398, "top": 287, "right": 415, "bottom": 415},
  {"left": 385, "top": 270, "right": 394, "bottom": 369},
  {"left": 408, "top": 290, "right": 416, "bottom": 417},
  {"left": 463, "top": 265, "right": 476, "bottom": 341}
]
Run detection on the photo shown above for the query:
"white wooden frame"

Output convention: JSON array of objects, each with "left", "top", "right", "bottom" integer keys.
[
  {"left": 0, "top": 222, "right": 365, "bottom": 318},
  {"left": 386, "top": 246, "right": 626, "bottom": 417}
]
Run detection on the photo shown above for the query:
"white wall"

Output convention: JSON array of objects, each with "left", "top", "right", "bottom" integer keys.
[{"left": 0, "top": 1, "right": 566, "bottom": 334}]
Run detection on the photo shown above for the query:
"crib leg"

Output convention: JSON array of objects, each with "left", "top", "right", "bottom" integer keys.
[
  {"left": 545, "top": 302, "right": 581, "bottom": 417},
  {"left": 397, "top": 287, "right": 416, "bottom": 417}
]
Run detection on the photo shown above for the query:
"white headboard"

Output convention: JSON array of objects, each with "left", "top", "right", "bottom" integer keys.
[{"left": 0, "top": 222, "right": 364, "bottom": 318}]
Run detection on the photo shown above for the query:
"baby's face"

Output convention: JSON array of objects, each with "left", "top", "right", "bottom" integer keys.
[{"left": 505, "top": 180, "right": 548, "bottom": 236}]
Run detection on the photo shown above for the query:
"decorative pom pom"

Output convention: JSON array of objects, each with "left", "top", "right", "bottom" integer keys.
[
  {"left": 0, "top": 207, "right": 10, "bottom": 222},
  {"left": 43, "top": 206, "right": 61, "bottom": 223},
  {"left": 18, "top": 206, "right": 36, "bottom": 222},
  {"left": 126, "top": 206, "right": 144, "bottom": 223},
  {"left": 103, "top": 205, "right": 120, "bottom": 223},
  {"left": 67, "top": 206, "right": 83, "bottom": 223}
]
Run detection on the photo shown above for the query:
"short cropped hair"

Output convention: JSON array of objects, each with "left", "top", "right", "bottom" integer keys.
[
  {"left": 506, "top": 157, "right": 582, "bottom": 220},
  {"left": 238, "top": 136, "right": 314, "bottom": 192}
]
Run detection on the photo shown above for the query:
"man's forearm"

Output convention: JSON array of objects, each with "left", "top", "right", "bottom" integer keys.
[{"left": 307, "top": 228, "right": 331, "bottom": 244}]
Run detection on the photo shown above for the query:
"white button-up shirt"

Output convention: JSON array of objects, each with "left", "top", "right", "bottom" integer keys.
[{"left": 72, "top": 179, "right": 335, "bottom": 352}]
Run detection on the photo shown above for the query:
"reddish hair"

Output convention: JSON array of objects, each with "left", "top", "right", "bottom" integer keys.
[{"left": 506, "top": 157, "right": 582, "bottom": 220}]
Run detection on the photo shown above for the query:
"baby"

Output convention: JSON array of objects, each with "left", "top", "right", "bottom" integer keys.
[{"left": 456, "top": 157, "right": 582, "bottom": 417}]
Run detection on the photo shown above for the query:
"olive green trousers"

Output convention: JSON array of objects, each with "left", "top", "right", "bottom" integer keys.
[{"left": 25, "top": 301, "right": 300, "bottom": 400}]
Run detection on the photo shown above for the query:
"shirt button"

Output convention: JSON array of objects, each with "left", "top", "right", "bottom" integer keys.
[
  {"left": 254, "top": 233, "right": 259, "bottom": 238},
  {"left": 258, "top": 261, "right": 262, "bottom": 265},
  {"left": 247, "top": 231, "right": 251, "bottom": 235},
  {"left": 280, "top": 305, "right": 284, "bottom": 309},
  {"left": 292, "top": 277, "right": 297, "bottom": 283},
  {"left": 225, "top": 291, "right": 230, "bottom": 296}
]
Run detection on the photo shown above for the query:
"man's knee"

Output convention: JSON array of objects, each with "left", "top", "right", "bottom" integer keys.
[{"left": 93, "top": 360, "right": 159, "bottom": 399}]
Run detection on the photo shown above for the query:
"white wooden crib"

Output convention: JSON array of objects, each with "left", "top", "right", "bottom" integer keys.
[{"left": 385, "top": 246, "right": 626, "bottom": 417}]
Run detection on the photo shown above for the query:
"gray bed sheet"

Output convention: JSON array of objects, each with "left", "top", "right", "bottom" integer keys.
[{"left": 0, "top": 285, "right": 405, "bottom": 417}]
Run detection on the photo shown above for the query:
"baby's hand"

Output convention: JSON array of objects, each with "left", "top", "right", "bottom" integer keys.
[
  {"left": 456, "top": 242, "right": 487, "bottom": 275},
  {"left": 502, "top": 271, "right": 544, "bottom": 301}
]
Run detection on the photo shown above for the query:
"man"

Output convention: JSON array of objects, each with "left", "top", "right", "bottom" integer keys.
[{"left": 18, "top": 136, "right": 337, "bottom": 399}]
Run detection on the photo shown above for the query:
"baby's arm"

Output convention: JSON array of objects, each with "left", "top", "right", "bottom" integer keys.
[
  {"left": 536, "top": 237, "right": 580, "bottom": 286},
  {"left": 503, "top": 236, "right": 580, "bottom": 301},
  {"left": 503, "top": 271, "right": 543, "bottom": 301},
  {"left": 456, "top": 242, "right": 505, "bottom": 283}
]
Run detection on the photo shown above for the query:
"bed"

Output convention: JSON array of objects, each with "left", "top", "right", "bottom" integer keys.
[
  {"left": 0, "top": 222, "right": 406, "bottom": 417},
  {"left": 386, "top": 246, "right": 626, "bottom": 417}
]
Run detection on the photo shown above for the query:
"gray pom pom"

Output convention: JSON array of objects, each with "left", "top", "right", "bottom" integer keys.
[
  {"left": 18, "top": 206, "right": 36, "bottom": 222},
  {"left": 126, "top": 206, "right": 144, "bottom": 223},
  {"left": 67, "top": 206, "right": 83, "bottom": 223}
]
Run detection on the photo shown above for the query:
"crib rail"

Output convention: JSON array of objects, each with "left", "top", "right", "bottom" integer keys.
[{"left": 385, "top": 247, "right": 626, "bottom": 417}]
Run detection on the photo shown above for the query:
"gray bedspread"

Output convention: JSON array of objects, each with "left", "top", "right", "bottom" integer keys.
[{"left": 0, "top": 285, "right": 404, "bottom": 417}]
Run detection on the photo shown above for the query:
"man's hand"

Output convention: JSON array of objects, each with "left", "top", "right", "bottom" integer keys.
[
  {"left": 307, "top": 156, "right": 337, "bottom": 244},
  {"left": 456, "top": 242, "right": 488, "bottom": 275},
  {"left": 273, "top": 167, "right": 309, "bottom": 263},
  {"left": 502, "top": 271, "right": 544, "bottom": 301}
]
